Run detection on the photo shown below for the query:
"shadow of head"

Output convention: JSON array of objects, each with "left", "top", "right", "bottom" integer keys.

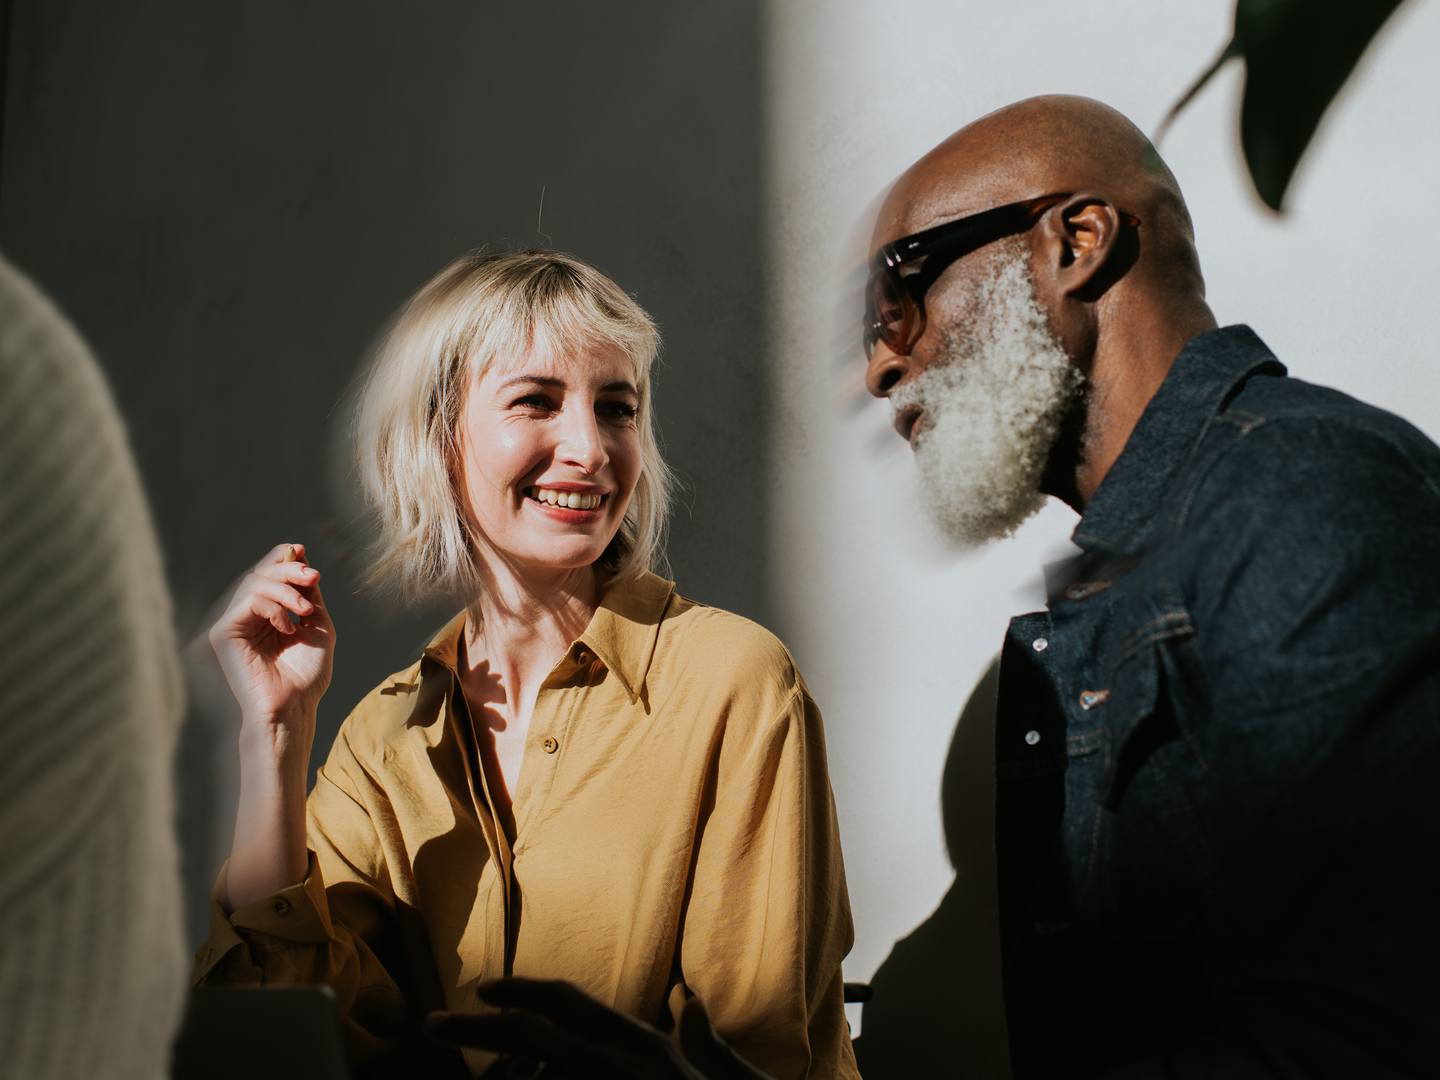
[{"left": 854, "top": 657, "right": 1010, "bottom": 1080}]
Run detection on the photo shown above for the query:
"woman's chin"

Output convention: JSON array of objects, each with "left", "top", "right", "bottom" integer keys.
[{"left": 508, "top": 539, "right": 614, "bottom": 575}]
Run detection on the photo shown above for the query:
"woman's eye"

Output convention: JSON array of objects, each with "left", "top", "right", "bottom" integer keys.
[
  {"left": 598, "top": 401, "right": 638, "bottom": 420},
  {"left": 513, "top": 394, "right": 556, "bottom": 412}
]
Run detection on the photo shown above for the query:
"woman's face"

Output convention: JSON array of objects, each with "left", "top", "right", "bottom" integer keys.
[{"left": 457, "top": 338, "right": 643, "bottom": 577}]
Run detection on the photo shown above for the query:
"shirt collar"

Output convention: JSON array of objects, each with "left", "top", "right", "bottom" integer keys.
[
  {"left": 420, "top": 571, "right": 675, "bottom": 703},
  {"left": 579, "top": 572, "right": 675, "bottom": 703},
  {"left": 422, "top": 610, "right": 467, "bottom": 671},
  {"left": 1072, "top": 324, "right": 1286, "bottom": 557}
]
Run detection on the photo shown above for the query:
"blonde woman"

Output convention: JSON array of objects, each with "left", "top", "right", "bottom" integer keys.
[{"left": 194, "top": 251, "right": 858, "bottom": 1080}]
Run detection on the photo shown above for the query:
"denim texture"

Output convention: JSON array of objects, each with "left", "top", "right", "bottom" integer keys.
[{"left": 995, "top": 326, "right": 1440, "bottom": 1078}]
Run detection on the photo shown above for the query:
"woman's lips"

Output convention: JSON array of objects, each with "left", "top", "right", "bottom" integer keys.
[{"left": 524, "top": 485, "right": 607, "bottom": 512}]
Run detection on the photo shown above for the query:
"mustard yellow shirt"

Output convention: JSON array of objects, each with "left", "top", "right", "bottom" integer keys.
[{"left": 193, "top": 572, "right": 858, "bottom": 1079}]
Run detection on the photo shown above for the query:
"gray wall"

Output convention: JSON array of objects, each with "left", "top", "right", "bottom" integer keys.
[{"left": 0, "top": 0, "right": 766, "bottom": 948}]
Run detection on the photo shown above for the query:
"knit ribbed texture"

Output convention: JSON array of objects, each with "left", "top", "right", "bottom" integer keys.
[{"left": 0, "top": 254, "right": 186, "bottom": 1079}]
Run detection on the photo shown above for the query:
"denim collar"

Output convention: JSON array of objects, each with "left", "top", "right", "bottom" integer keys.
[{"left": 1071, "top": 325, "right": 1286, "bottom": 557}]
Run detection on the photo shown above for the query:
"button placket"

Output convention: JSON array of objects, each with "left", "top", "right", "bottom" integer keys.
[{"left": 514, "top": 671, "right": 588, "bottom": 856}]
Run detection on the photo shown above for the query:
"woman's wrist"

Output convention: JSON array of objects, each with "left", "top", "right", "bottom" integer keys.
[{"left": 238, "top": 706, "right": 315, "bottom": 770}]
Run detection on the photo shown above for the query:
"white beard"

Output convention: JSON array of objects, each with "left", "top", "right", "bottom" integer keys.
[{"left": 890, "top": 251, "right": 1082, "bottom": 550}]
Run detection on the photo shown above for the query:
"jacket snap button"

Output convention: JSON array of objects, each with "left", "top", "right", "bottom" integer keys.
[
  {"left": 1025, "top": 730, "right": 1041, "bottom": 745},
  {"left": 1032, "top": 637, "right": 1048, "bottom": 652},
  {"left": 542, "top": 736, "right": 559, "bottom": 754}
]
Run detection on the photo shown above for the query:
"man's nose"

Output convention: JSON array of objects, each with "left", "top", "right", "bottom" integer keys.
[{"left": 865, "top": 340, "right": 911, "bottom": 397}]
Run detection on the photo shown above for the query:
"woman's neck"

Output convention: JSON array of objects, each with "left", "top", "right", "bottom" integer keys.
[
  {"left": 462, "top": 556, "right": 601, "bottom": 689},
  {"left": 456, "top": 555, "right": 605, "bottom": 830}
]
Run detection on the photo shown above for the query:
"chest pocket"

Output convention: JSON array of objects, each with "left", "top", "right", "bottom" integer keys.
[
  {"left": 1100, "top": 611, "right": 1195, "bottom": 810},
  {"left": 1100, "top": 621, "right": 1219, "bottom": 905}
]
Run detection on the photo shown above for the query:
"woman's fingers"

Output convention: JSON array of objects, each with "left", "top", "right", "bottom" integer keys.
[
  {"left": 679, "top": 999, "right": 769, "bottom": 1080},
  {"left": 240, "top": 573, "right": 315, "bottom": 629},
  {"left": 476, "top": 979, "right": 657, "bottom": 1051},
  {"left": 263, "top": 541, "right": 306, "bottom": 566},
  {"left": 254, "top": 559, "right": 320, "bottom": 585},
  {"left": 253, "top": 552, "right": 322, "bottom": 592},
  {"left": 252, "top": 548, "right": 331, "bottom": 624},
  {"left": 210, "top": 567, "right": 322, "bottom": 649},
  {"left": 425, "top": 1012, "right": 608, "bottom": 1079}
]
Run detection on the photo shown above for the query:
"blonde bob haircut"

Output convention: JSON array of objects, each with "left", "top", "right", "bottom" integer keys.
[{"left": 354, "top": 249, "right": 672, "bottom": 602}]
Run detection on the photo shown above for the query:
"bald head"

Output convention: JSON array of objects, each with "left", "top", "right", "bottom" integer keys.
[
  {"left": 866, "top": 96, "right": 1220, "bottom": 510},
  {"left": 875, "top": 95, "right": 1204, "bottom": 299}
]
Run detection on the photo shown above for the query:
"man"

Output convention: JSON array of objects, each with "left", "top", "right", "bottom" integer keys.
[{"left": 429, "top": 96, "right": 1440, "bottom": 1077}]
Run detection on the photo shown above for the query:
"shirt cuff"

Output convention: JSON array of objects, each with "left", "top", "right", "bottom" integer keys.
[
  {"left": 191, "top": 851, "right": 334, "bottom": 983},
  {"left": 232, "top": 849, "right": 335, "bottom": 942}
]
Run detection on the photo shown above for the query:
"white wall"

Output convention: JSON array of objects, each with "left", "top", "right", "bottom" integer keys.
[{"left": 763, "top": 0, "right": 1440, "bottom": 1011}]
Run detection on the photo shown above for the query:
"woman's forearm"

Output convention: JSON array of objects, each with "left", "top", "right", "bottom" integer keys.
[
  {"left": 224, "top": 709, "right": 315, "bottom": 911},
  {"left": 207, "top": 543, "right": 335, "bottom": 912}
]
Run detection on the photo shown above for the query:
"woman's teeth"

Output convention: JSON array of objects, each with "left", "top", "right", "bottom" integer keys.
[{"left": 529, "top": 487, "right": 602, "bottom": 510}]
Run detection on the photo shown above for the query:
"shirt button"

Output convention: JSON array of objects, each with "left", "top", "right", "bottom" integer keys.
[
  {"left": 1025, "top": 730, "right": 1041, "bottom": 745},
  {"left": 271, "top": 897, "right": 290, "bottom": 916},
  {"left": 1032, "top": 637, "right": 1048, "bottom": 652},
  {"left": 542, "top": 736, "right": 559, "bottom": 754},
  {"left": 576, "top": 650, "right": 590, "bottom": 665}
]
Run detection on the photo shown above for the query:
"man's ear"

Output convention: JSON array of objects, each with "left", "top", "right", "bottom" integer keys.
[{"left": 1038, "top": 192, "right": 1136, "bottom": 303}]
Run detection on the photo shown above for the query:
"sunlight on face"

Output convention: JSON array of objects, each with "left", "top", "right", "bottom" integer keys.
[{"left": 457, "top": 337, "right": 643, "bottom": 576}]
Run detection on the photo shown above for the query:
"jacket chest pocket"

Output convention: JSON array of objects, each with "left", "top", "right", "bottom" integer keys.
[{"left": 1099, "top": 628, "right": 1220, "bottom": 920}]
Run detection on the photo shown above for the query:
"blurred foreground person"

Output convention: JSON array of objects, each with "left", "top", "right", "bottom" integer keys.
[
  {"left": 441, "top": 96, "right": 1440, "bottom": 1079},
  {"left": 193, "top": 251, "right": 857, "bottom": 1079},
  {"left": 0, "top": 255, "right": 187, "bottom": 1077}
]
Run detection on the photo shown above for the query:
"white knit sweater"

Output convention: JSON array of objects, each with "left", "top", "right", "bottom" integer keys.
[{"left": 0, "top": 254, "right": 186, "bottom": 1079}]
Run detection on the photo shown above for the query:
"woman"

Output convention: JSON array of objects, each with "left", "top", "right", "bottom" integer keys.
[{"left": 194, "top": 251, "right": 858, "bottom": 1080}]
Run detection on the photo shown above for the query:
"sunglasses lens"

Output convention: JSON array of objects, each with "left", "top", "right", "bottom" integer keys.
[{"left": 864, "top": 271, "right": 910, "bottom": 357}]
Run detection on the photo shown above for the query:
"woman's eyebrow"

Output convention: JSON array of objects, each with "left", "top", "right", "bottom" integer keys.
[
  {"left": 499, "top": 374, "right": 565, "bottom": 389},
  {"left": 600, "top": 381, "right": 638, "bottom": 395}
]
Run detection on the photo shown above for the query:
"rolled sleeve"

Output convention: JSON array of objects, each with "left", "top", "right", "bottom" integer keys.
[
  {"left": 190, "top": 852, "right": 333, "bottom": 984},
  {"left": 231, "top": 851, "right": 335, "bottom": 943}
]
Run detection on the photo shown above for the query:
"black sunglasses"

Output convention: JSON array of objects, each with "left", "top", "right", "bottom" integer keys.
[{"left": 863, "top": 193, "right": 1139, "bottom": 359}]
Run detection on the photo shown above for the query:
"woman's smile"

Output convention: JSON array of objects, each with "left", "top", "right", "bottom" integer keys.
[{"left": 524, "top": 484, "right": 608, "bottom": 515}]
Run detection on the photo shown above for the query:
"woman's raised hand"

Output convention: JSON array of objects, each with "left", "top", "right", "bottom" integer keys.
[
  {"left": 210, "top": 543, "right": 335, "bottom": 727},
  {"left": 213, "top": 543, "right": 336, "bottom": 910}
]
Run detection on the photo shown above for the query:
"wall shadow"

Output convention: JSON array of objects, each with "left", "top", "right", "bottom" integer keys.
[
  {"left": 0, "top": 0, "right": 765, "bottom": 948},
  {"left": 853, "top": 658, "right": 1011, "bottom": 1080}
]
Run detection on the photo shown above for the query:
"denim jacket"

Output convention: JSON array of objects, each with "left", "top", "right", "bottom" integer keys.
[{"left": 995, "top": 326, "right": 1440, "bottom": 1078}]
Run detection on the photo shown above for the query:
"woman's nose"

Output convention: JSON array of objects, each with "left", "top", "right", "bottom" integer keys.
[
  {"left": 558, "top": 409, "right": 608, "bottom": 474},
  {"left": 865, "top": 340, "right": 911, "bottom": 397}
]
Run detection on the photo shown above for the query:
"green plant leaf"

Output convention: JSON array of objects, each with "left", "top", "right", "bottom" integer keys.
[{"left": 1159, "top": 0, "right": 1409, "bottom": 210}]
